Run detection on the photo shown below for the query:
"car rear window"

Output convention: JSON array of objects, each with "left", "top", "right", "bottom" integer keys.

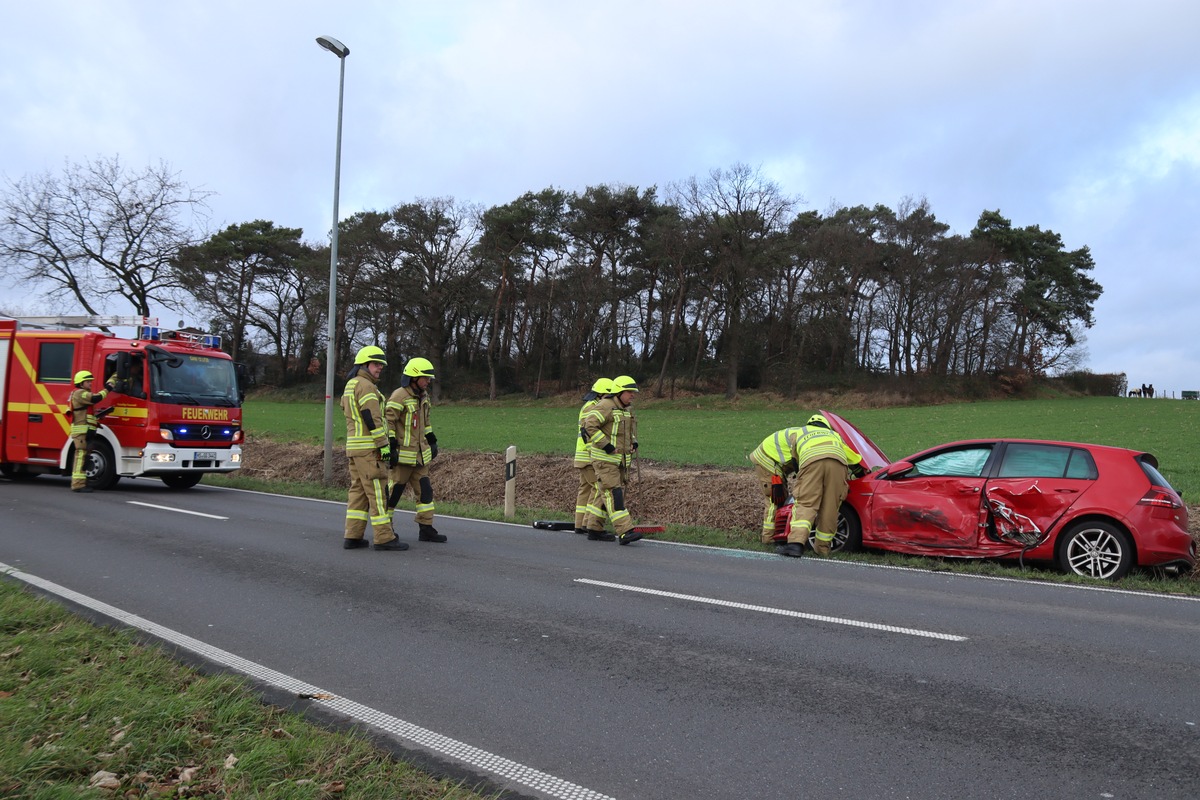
[{"left": 1140, "top": 458, "right": 1176, "bottom": 491}]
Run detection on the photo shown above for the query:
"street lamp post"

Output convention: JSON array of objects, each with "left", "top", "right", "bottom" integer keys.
[{"left": 316, "top": 35, "right": 349, "bottom": 485}]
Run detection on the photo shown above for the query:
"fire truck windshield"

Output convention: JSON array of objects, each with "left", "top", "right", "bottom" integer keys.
[{"left": 150, "top": 355, "right": 239, "bottom": 407}]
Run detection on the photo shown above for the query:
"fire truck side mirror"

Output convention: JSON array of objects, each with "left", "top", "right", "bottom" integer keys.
[
  {"left": 235, "top": 362, "right": 249, "bottom": 403},
  {"left": 114, "top": 352, "right": 132, "bottom": 382}
]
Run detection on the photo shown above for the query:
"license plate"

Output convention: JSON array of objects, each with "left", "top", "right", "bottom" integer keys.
[{"left": 195, "top": 451, "right": 217, "bottom": 460}]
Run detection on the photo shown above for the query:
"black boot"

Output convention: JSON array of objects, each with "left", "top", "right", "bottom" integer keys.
[
  {"left": 343, "top": 538, "right": 369, "bottom": 549},
  {"left": 374, "top": 538, "right": 410, "bottom": 551},
  {"left": 776, "top": 543, "right": 805, "bottom": 558},
  {"left": 587, "top": 529, "right": 616, "bottom": 542},
  {"left": 573, "top": 527, "right": 589, "bottom": 535},
  {"left": 618, "top": 530, "right": 643, "bottom": 545},
  {"left": 418, "top": 524, "right": 447, "bottom": 543}
]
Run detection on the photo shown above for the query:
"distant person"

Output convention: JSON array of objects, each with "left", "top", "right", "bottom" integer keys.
[
  {"left": 573, "top": 377, "right": 613, "bottom": 534},
  {"left": 67, "top": 370, "right": 118, "bottom": 492},
  {"left": 776, "top": 414, "right": 865, "bottom": 558},
  {"left": 384, "top": 357, "right": 447, "bottom": 544},
  {"left": 340, "top": 346, "right": 405, "bottom": 551},
  {"left": 581, "top": 375, "right": 643, "bottom": 545}
]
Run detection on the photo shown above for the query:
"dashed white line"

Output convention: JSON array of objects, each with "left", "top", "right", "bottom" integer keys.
[
  {"left": 575, "top": 578, "right": 969, "bottom": 641},
  {"left": 1, "top": 562, "right": 615, "bottom": 800},
  {"left": 126, "top": 501, "right": 229, "bottom": 520}
]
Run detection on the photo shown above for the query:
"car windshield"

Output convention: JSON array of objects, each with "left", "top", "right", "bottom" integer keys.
[{"left": 150, "top": 354, "right": 239, "bottom": 407}]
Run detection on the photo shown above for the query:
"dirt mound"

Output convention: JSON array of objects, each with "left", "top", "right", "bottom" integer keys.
[{"left": 240, "top": 434, "right": 760, "bottom": 532}]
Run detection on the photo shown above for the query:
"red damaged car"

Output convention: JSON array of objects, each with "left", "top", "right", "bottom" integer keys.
[{"left": 775, "top": 411, "right": 1196, "bottom": 580}]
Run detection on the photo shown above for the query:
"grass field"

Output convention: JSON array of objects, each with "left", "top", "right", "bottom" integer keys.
[{"left": 245, "top": 396, "right": 1200, "bottom": 498}]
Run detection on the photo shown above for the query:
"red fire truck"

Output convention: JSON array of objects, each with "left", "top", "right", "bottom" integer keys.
[{"left": 0, "top": 315, "right": 244, "bottom": 489}]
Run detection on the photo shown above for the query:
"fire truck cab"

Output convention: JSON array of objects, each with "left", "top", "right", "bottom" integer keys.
[{"left": 0, "top": 315, "right": 244, "bottom": 490}]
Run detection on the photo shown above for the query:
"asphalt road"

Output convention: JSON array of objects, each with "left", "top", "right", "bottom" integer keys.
[{"left": 2, "top": 476, "right": 1198, "bottom": 800}]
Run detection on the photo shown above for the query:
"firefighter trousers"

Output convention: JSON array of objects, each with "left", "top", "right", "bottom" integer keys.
[
  {"left": 754, "top": 461, "right": 783, "bottom": 543},
  {"left": 345, "top": 453, "right": 395, "bottom": 544},
  {"left": 70, "top": 432, "right": 89, "bottom": 490},
  {"left": 583, "top": 461, "right": 633, "bottom": 535},
  {"left": 387, "top": 462, "right": 434, "bottom": 526},
  {"left": 787, "top": 458, "right": 848, "bottom": 545},
  {"left": 574, "top": 463, "right": 607, "bottom": 529}
]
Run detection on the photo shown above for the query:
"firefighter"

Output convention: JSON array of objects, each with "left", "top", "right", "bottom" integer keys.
[
  {"left": 341, "top": 345, "right": 405, "bottom": 551},
  {"left": 573, "top": 377, "right": 614, "bottom": 534},
  {"left": 777, "top": 413, "right": 865, "bottom": 558},
  {"left": 581, "top": 374, "right": 643, "bottom": 545},
  {"left": 384, "top": 357, "right": 447, "bottom": 544},
  {"left": 748, "top": 427, "right": 806, "bottom": 544},
  {"left": 67, "top": 369, "right": 118, "bottom": 492}
]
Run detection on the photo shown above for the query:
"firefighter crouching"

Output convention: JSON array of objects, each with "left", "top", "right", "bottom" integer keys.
[
  {"left": 384, "top": 357, "right": 447, "bottom": 544},
  {"left": 68, "top": 370, "right": 118, "bottom": 492},
  {"left": 777, "top": 413, "right": 865, "bottom": 558},
  {"left": 748, "top": 427, "right": 806, "bottom": 543},
  {"left": 573, "top": 377, "right": 614, "bottom": 534},
  {"left": 341, "top": 346, "right": 406, "bottom": 551},
  {"left": 581, "top": 374, "right": 643, "bottom": 545}
]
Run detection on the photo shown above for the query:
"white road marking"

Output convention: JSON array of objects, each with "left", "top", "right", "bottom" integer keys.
[
  {"left": 126, "top": 501, "right": 228, "bottom": 520},
  {"left": 0, "top": 562, "right": 614, "bottom": 800},
  {"left": 575, "top": 578, "right": 969, "bottom": 641}
]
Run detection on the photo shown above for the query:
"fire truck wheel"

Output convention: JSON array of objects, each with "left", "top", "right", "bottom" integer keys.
[
  {"left": 161, "top": 473, "right": 203, "bottom": 489},
  {"left": 84, "top": 439, "right": 120, "bottom": 490}
]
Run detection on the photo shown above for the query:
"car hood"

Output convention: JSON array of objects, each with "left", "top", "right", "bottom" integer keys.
[{"left": 819, "top": 409, "right": 890, "bottom": 471}]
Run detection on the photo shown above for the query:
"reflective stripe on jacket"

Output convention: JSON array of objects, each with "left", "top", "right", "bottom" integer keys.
[
  {"left": 574, "top": 396, "right": 603, "bottom": 467},
  {"left": 341, "top": 369, "right": 387, "bottom": 454},
  {"left": 751, "top": 425, "right": 862, "bottom": 473},
  {"left": 385, "top": 384, "right": 432, "bottom": 466},
  {"left": 69, "top": 387, "right": 108, "bottom": 436}
]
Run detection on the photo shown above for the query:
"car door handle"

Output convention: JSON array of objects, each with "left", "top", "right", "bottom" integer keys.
[{"left": 1055, "top": 488, "right": 1079, "bottom": 494}]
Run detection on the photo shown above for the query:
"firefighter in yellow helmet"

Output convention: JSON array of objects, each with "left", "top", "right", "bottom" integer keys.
[
  {"left": 67, "top": 369, "right": 119, "bottom": 492},
  {"left": 573, "top": 377, "right": 614, "bottom": 534},
  {"left": 384, "top": 357, "right": 447, "bottom": 543},
  {"left": 341, "top": 346, "right": 406, "bottom": 550},
  {"left": 581, "top": 374, "right": 643, "bottom": 545},
  {"left": 775, "top": 413, "right": 864, "bottom": 558}
]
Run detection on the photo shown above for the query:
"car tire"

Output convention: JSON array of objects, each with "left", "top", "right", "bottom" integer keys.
[
  {"left": 834, "top": 504, "right": 863, "bottom": 553},
  {"left": 1055, "top": 520, "right": 1134, "bottom": 580},
  {"left": 161, "top": 473, "right": 203, "bottom": 490},
  {"left": 85, "top": 438, "right": 120, "bottom": 490}
]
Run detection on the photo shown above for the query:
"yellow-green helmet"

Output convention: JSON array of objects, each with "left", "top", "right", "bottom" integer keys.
[
  {"left": 354, "top": 345, "right": 387, "bottom": 365},
  {"left": 613, "top": 375, "right": 639, "bottom": 393},
  {"left": 403, "top": 357, "right": 435, "bottom": 379},
  {"left": 73, "top": 370, "right": 94, "bottom": 385},
  {"left": 807, "top": 413, "right": 831, "bottom": 429},
  {"left": 590, "top": 377, "right": 615, "bottom": 395}
]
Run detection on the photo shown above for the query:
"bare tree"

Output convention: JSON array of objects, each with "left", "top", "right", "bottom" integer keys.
[{"left": 0, "top": 155, "right": 211, "bottom": 316}]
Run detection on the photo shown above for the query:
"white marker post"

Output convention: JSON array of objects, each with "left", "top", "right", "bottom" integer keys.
[{"left": 504, "top": 445, "right": 517, "bottom": 520}]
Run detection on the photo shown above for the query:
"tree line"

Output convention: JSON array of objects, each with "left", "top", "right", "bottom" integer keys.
[{"left": 1, "top": 157, "right": 1103, "bottom": 399}]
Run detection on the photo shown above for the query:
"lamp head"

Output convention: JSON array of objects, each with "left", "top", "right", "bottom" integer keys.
[{"left": 316, "top": 35, "right": 349, "bottom": 58}]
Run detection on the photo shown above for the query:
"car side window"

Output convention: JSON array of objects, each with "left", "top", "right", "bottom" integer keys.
[
  {"left": 910, "top": 446, "right": 992, "bottom": 477},
  {"left": 998, "top": 443, "right": 1098, "bottom": 479}
]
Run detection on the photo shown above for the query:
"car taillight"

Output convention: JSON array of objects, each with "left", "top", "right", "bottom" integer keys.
[{"left": 1138, "top": 487, "right": 1181, "bottom": 509}]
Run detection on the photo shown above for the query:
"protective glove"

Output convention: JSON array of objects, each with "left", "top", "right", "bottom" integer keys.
[
  {"left": 387, "top": 438, "right": 399, "bottom": 467},
  {"left": 632, "top": 441, "right": 639, "bottom": 451},
  {"left": 105, "top": 376, "right": 118, "bottom": 391},
  {"left": 380, "top": 442, "right": 392, "bottom": 465},
  {"left": 425, "top": 432, "right": 439, "bottom": 459},
  {"left": 603, "top": 443, "right": 616, "bottom": 454},
  {"left": 849, "top": 463, "right": 867, "bottom": 479},
  {"left": 782, "top": 458, "right": 798, "bottom": 476}
]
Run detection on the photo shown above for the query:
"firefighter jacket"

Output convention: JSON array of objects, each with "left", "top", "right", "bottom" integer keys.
[
  {"left": 385, "top": 384, "right": 433, "bottom": 466},
  {"left": 752, "top": 425, "right": 862, "bottom": 474},
  {"left": 574, "top": 394, "right": 605, "bottom": 468},
  {"left": 341, "top": 368, "right": 388, "bottom": 455},
  {"left": 582, "top": 397, "right": 637, "bottom": 467},
  {"left": 69, "top": 386, "right": 110, "bottom": 436}
]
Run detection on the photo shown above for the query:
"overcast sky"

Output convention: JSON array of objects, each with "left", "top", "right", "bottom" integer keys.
[{"left": 2, "top": 0, "right": 1197, "bottom": 393}]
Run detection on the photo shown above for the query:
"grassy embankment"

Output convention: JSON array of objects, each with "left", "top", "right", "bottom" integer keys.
[
  {"left": 217, "top": 394, "right": 1200, "bottom": 594},
  {"left": 0, "top": 581, "right": 499, "bottom": 799}
]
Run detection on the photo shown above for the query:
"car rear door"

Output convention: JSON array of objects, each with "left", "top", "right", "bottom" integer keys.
[{"left": 978, "top": 442, "right": 1099, "bottom": 551}]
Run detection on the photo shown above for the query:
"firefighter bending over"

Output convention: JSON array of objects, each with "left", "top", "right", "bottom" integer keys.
[
  {"left": 573, "top": 377, "right": 613, "bottom": 534},
  {"left": 341, "top": 346, "right": 406, "bottom": 551},
  {"left": 776, "top": 413, "right": 865, "bottom": 557},
  {"left": 748, "top": 426, "right": 807, "bottom": 544},
  {"left": 68, "top": 370, "right": 118, "bottom": 492},
  {"left": 581, "top": 374, "right": 643, "bottom": 545},
  {"left": 384, "top": 357, "right": 447, "bottom": 544}
]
